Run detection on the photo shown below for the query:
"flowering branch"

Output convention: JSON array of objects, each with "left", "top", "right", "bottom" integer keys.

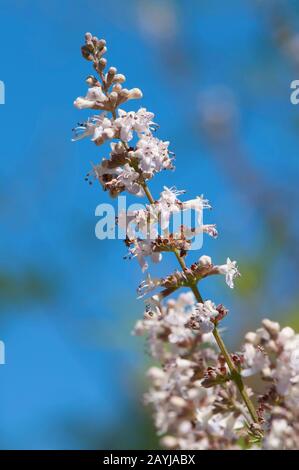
[{"left": 72, "top": 33, "right": 299, "bottom": 450}]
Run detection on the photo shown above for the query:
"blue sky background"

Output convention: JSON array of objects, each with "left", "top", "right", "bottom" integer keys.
[{"left": 0, "top": 0, "right": 299, "bottom": 449}]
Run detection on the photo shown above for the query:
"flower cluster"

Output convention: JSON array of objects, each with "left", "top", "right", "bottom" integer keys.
[
  {"left": 119, "top": 188, "right": 218, "bottom": 271},
  {"left": 134, "top": 300, "right": 299, "bottom": 449},
  {"left": 73, "top": 33, "right": 299, "bottom": 450},
  {"left": 133, "top": 293, "right": 251, "bottom": 449},
  {"left": 73, "top": 34, "right": 173, "bottom": 198},
  {"left": 136, "top": 255, "right": 239, "bottom": 300},
  {"left": 241, "top": 320, "right": 299, "bottom": 449}
]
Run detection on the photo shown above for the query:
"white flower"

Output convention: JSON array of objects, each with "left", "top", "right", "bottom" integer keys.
[
  {"left": 274, "top": 359, "right": 293, "bottom": 395},
  {"left": 145, "top": 295, "right": 162, "bottom": 318},
  {"left": 163, "top": 293, "right": 195, "bottom": 344},
  {"left": 116, "top": 164, "right": 143, "bottom": 196},
  {"left": 147, "top": 366, "right": 166, "bottom": 384},
  {"left": 174, "top": 292, "right": 195, "bottom": 309},
  {"left": 241, "top": 343, "right": 268, "bottom": 377},
  {"left": 72, "top": 113, "right": 115, "bottom": 145},
  {"left": 182, "top": 195, "right": 211, "bottom": 212},
  {"left": 273, "top": 335, "right": 299, "bottom": 395},
  {"left": 166, "top": 307, "right": 192, "bottom": 344},
  {"left": 156, "top": 187, "right": 183, "bottom": 230},
  {"left": 137, "top": 273, "right": 160, "bottom": 298},
  {"left": 92, "top": 116, "right": 115, "bottom": 143},
  {"left": 74, "top": 86, "right": 108, "bottom": 109},
  {"left": 134, "top": 135, "right": 173, "bottom": 178},
  {"left": 176, "top": 357, "right": 196, "bottom": 370},
  {"left": 159, "top": 186, "right": 185, "bottom": 205},
  {"left": 278, "top": 326, "right": 296, "bottom": 348},
  {"left": 194, "top": 300, "right": 218, "bottom": 333},
  {"left": 114, "top": 108, "right": 155, "bottom": 142},
  {"left": 206, "top": 413, "right": 238, "bottom": 440},
  {"left": 202, "top": 224, "right": 218, "bottom": 238},
  {"left": 72, "top": 119, "right": 97, "bottom": 142},
  {"left": 180, "top": 195, "right": 211, "bottom": 229},
  {"left": 217, "top": 257, "right": 240, "bottom": 288},
  {"left": 263, "top": 419, "right": 290, "bottom": 450},
  {"left": 129, "top": 239, "right": 162, "bottom": 272},
  {"left": 119, "top": 207, "right": 159, "bottom": 240},
  {"left": 195, "top": 405, "right": 214, "bottom": 429}
]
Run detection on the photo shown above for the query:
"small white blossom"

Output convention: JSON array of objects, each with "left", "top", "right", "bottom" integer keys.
[
  {"left": 217, "top": 257, "right": 240, "bottom": 288},
  {"left": 182, "top": 195, "right": 211, "bottom": 213},
  {"left": 241, "top": 343, "right": 268, "bottom": 377},
  {"left": 133, "top": 135, "right": 173, "bottom": 179},
  {"left": 129, "top": 239, "right": 162, "bottom": 272},
  {"left": 118, "top": 206, "right": 159, "bottom": 240},
  {"left": 116, "top": 164, "right": 143, "bottom": 196},
  {"left": 73, "top": 113, "right": 116, "bottom": 145},
  {"left": 114, "top": 108, "right": 155, "bottom": 141},
  {"left": 194, "top": 300, "right": 218, "bottom": 333},
  {"left": 263, "top": 419, "right": 291, "bottom": 450},
  {"left": 74, "top": 86, "right": 108, "bottom": 109}
]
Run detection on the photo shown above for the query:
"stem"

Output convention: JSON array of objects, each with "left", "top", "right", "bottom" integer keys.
[
  {"left": 141, "top": 182, "right": 155, "bottom": 205},
  {"left": 213, "top": 327, "right": 259, "bottom": 423},
  {"left": 174, "top": 249, "right": 204, "bottom": 303},
  {"left": 141, "top": 180, "right": 259, "bottom": 425}
]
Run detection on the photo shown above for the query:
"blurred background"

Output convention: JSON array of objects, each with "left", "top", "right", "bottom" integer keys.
[{"left": 0, "top": 0, "right": 299, "bottom": 449}]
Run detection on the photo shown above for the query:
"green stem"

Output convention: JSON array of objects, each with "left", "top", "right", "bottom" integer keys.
[
  {"left": 141, "top": 182, "right": 155, "bottom": 205},
  {"left": 213, "top": 327, "right": 259, "bottom": 423}
]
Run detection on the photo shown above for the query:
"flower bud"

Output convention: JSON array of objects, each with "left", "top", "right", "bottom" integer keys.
[
  {"left": 81, "top": 45, "right": 94, "bottom": 61},
  {"left": 106, "top": 67, "right": 117, "bottom": 88},
  {"left": 128, "top": 88, "right": 143, "bottom": 100},
  {"left": 187, "top": 388, "right": 200, "bottom": 400},
  {"left": 198, "top": 255, "right": 212, "bottom": 266},
  {"left": 245, "top": 331, "right": 257, "bottom": 344},
  {"left": 97, "top": 39, "right": 106, "bottom": 49},
  {"left": 98, "top": 58, "right": 107, "bottom": 70},
  {"left": 160, "top": 436, "right": 178, "bottom": 449},
  {"left": 176, "top": 358, "right": 195, "bottom": 369},
  {"left": 262, "top": 366, "right": 272, "bottom": 379},
  {"left": 108, "top": 66, "right": 117, "bottom": 75},
  {"left": 113, "top": 73, "right": 126, "bottom": 83},
  {"left": 132, "top": 320, "right": 145, "bottom": 336},
  {"left": 262, "top": 319, "right": 280, "bottom": 336},
  {"left": 178, "top": 420, "right": 192, "bottom": 435},
  {"left": 146, "top": 367, "right": 165, "bottom": 380},
  {"left": 112, "top": 84, "right": 122, "bottom": 93},
  {"left": 102, "top": 128, "right": 115, "bottom": 140},
  {"left": 86, "top": 75, "right": 98, "bottom": 86},
  {"left": 109, "top": 91, "right": 118, "bottom": 105},
  {"left": 278, "top": 327, "right": 295, "bottom": 345},
  {"left": 170, "top": 396, "right": 186, "bottom": 408}
]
